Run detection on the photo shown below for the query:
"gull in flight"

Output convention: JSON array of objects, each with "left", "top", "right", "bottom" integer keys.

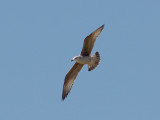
[{"left": 62, "top": 25, "right": 104, "bottom": 100}]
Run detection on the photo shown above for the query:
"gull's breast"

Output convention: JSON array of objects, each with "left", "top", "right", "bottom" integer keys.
[{"left": 77, "top": 56, "right": 91, "bottom": 64}]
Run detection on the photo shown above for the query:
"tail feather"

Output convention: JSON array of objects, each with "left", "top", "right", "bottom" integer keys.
[{"left": 88, "top": 52, "right": 100, "bottom": 71}]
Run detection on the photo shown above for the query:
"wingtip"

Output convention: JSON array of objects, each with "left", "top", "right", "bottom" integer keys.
[
  {"left": 101, "top": 24, "right": 105, "bottom": 29},
  {"left": 97, "top": 24, "right": 104, "bottom": 32},
  {"left": 62, "top": 97, "right": 65, "bottom": 101},
  {"left": 62, "top": 90, "right": 67, "bottom": 101},
  {"left": 62, "top": 94, "right": 67, "bottom": 101},
  {"left": 96, "top": 24, "right": 104, "bottom": 33}
]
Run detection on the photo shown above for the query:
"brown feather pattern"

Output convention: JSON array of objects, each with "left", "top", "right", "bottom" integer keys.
[
  {"left": 62, "top": 25, "right": 104, "bottom": 100},
  {"left": 81, "top": 25, "right": 104, "bottom": 56},
  {"left": 62, "top": 63, "right": 84, "bottom": 100}
]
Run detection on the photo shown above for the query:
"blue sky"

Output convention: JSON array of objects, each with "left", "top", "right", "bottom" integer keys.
[{"left": 0, "top": 0, "right": 160, "bottom": 120}]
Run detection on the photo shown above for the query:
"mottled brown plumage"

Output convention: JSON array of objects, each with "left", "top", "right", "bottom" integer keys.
[
  {"left": 81, "top": 25, "right": 104, "bottom": 56},
  {"left": 62, "top": 25, "right": 104, "bottom": 100},
  {"left": 62, "top": 63, "right": 84, "bottom": 100}
]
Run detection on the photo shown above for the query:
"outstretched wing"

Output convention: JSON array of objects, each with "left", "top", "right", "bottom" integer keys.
[
  {"left": 81, "top": 25, "right": 104, "bottom": 56},
  {"left": 62, "top": 63, "right": 84, "bottom": 100}
]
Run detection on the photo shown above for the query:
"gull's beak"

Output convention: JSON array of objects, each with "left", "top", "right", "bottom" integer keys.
[{"left": 71, "top": 59, "right": 74, "bottom": 62}]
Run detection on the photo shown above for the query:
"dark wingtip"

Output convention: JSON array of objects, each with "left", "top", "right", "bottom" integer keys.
[
  {"left": 62, "top": 94, "right": 67, "bottom": 101},
  {"left": 62, "top": 90, "right": 67, "bottom": 101},
  {"left": 62, "top": 97, "right": 65, "bottom": 101},
  {"left": 101, "top": 24, "right": 105, "bottom": 29},
  {"left": 88, "top": 69, "right": 91, "bottom": 71},
  {"left": 96, "top": 24, "right": 104, "bottom": 32},
  {"left": 62, "top": 86, "right": 70, "bottom": 101},
  {"left": 62, "top": 94, "right": 65, "bottom": 100}
]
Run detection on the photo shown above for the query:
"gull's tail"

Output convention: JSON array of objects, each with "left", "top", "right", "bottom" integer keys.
[{"left": 88, "top": 52, "right": 100, "bottom": 71}]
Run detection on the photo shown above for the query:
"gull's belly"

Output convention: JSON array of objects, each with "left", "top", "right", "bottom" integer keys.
[{"left": 77, "top": 56, "right": 91, "bottom": 64}]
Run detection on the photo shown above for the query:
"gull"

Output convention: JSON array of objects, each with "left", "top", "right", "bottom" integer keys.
[{"left": 62, "top": 25, "right": 104, "bottom": 100}]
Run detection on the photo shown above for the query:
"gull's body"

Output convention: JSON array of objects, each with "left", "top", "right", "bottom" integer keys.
[
  {"left": 72, "top": 55, "right": 96, "bottom": 64},
  {"left": 62, "top": 25, "right": 104, "bottom": 100}
]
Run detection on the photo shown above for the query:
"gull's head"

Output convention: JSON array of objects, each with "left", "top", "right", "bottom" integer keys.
[{"left": 71, "top": 56, "right": 80, "bottom": 62}]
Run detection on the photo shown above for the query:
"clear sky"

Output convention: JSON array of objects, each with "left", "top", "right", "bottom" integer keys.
[{"left": 0, "top": 0, "right": 160, "bottom": 120}]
